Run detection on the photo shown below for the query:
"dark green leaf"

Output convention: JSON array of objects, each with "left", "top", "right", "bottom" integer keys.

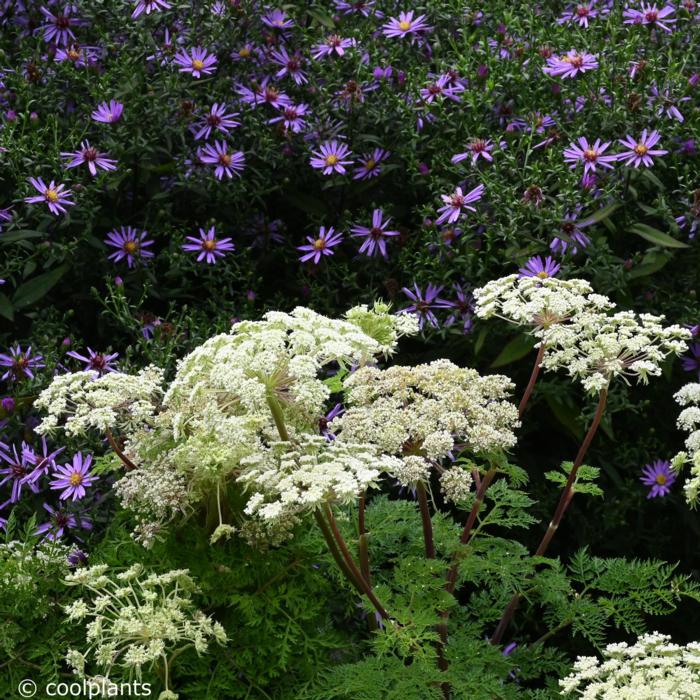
[
  {"left": 490, "top": 334, "right": 535, "bottom": 368},
  {"left": 12, "top": 264, "right": 70, "bottom": 309},
  {"left": 628, "top": 224, "right": 689, "bottom": 248}
]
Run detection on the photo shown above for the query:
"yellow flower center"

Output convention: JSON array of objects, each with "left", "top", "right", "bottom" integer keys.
[
  {"left": 325, "top": 154, "right": 339, "bottom": 166},
  {"left": 313, "top": 238, "right": 326, "bottom": 250},
  {"left": 124, "top": 241, "right": 138, "bottom": 253},
  {"left": 536, "top": 271, "right": 549, "bottom": 279},
  {"left": 239, "top": 47, "right": 250, "bottom": 57},
  {"left": 634, "top": 143, "right": 648, "bottom": 156},
  {"left": 68, "top": 48, "right": 81, "bottom": 60},
  {"left": 399, "top": 20, "right": 411, "bottom": 30},
  {"left": 583, "top": 148, "right": 598, "bottom": 162},
  {"left": 364, "top": 158, "right": 376, "bottom": 170},
  {"left": 203, "top": 239, "right": 217, "bottom": 251},
  {"left": 70, "top": 473, "right": 83, "bottom": 486},
  {"left": 192, "top": 59, "right": 205, "bottom": 71},
  {"left": 45, "top": 188, "right": 59, "bottom": 203},
  {"left": 219, "top": 153, "right": 232, "bottom": 166},
  {"left": 655, "top": 474, "right": 667, "bottom": 485}
]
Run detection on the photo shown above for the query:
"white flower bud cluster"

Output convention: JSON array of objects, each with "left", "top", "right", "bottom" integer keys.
[
  {"left": 560, "top": 632, "right": 700, "bottom": 698},
  {"left": 0, "top": 540, "right": 71, "bottom": 593},
  {"left": 671, "top": 383, "right": 700, "bottom": 506},
  {"left": 333, "top": 359, "right": 519, "bottom": 460},
  {"left": 238, "top": 435, "right": 400, "bottom": 524},
  {"left": 392, "top": 455, "right": 432, "bottom": 487},
  {"left": 64, "top": 565, "right": 227, "bottom": 690},
  {"left": 473, "top": 275, "right": 613, "bottom": 333},
  {"left": 439, "top": 467, "right": 474, "bottom": 504},
  {"left": 541, "top": 311, "right": 690, "bottom": 394},
  {"left": 35, "top": 367, "right": 164, "bottom": 437}
]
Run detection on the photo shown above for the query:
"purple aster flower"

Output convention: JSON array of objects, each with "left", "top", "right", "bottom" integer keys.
[
  {"left": 132, "top": 0, "right": 171, "bottom": 18},
  {"left": 334, "top": 0, "right": 376, "bottom": 15},
  {"left": 191, "top": 103, "right": 240, "bottom": 141},
  {"left": 310, "top": 140, "right": 353, "bottom": 175},
  {"left": 543, "top": 51, "right": 598, "bottom": 79},
  {"left": 435, "top": 184, "right": 485, "bottom": 225},
  {"left": 236, "top": 79, "right": 291, "bottom": 109},
  {"left": 182, "top": 226, "right": 235, "bottom": 264},
  {"left": 246, "top": 214, "right": 286, "bottom": 248},
  {"left": 452, "top": 139, "right": 495, "bottom": 165},
  {"left": 38, "top": 5, "right": 85, "bottom": 46},
  {"left": 563, "top": 137, "right": 616, "bottom": 175},
  {"left": 0, "top": 345, "right": 44, "bottom": 381},
  {"left": 67, "top": 348, "right": 119, "bottom": 375},
  {"left": 24, "top": 177, "right": 75, "bottom": 215},
  {"left": 320, "top": 403, "right": 344, "bottom": 440},
  {"left": 0, "top": 207, "right": 12, "bottom": 231},
  {"left": 91, "top": 99, "right": 123, "bottom": 124},
  {"left": 23, "top": 437, "right": 65, "bottom": 484},
  {"left": 231, "top": 43, "right": 257, "bottom": 62},
  {"left": 297, "top": 226, "right": 343, "bottom": 264},
  {"left": 351, "top": 209, "right": 400, "bottom": 259},
  {"left": 104, "top": 226, "right": 155, "bottom": 267},
  {"left": 311, "top": 35, "right": 355, "bottom": 59},
  {"left": 268, "top": 103, "right": 310, "bottom": 133},
  {"left": 0, "top": 444, "right": 39, "bottom": 502},
  {"left": 640, "top": 460, "right": 676, "bottom": 498},
  {"left": 270, "top": 46, "right": 308, "bottom": 85},
  {"left": 682, "top": 343, "right": 700, "bottom": 377},
  {"left": 261, "top": 8, "right": 294, "bottom": 30},
  {"left": 558, "top": 2, "right": 609, "bottom": 27},
  {"left": 442, "top": 284, "right": 475, "bottom": 334},
  {"left": 61, "top": 140, "right": 117, "bottom": 176},
  {"left": 623, "top": 3, "right": 676, "bottom": 32},
  {"left": 382, "top": 11, "right": 432, "bottom": 38},
  {"left": 67, "top": 549, "right": 88, "bottom": 567},
  {"left": 55, "top": 44, "right": 101, "bottom": 67},
  {"left": 419, "top": 74, "right": 463, "bottom": 103},
  {"left": 616, "top": 129, "right": 667, "bottom": 167},
  {"left": 401, "top": 283, "right": 447, "bottom": 330},
  {"left": 648, "top": 84, "right": 690, "bottom": 122},
  {"left": 50, "top": 452, "right": 97, "bottom": 501},
  {"left": 551, "top": 211, "right": 592, "bottom": 255},
  {"left": 199, "top": 141, "right": 245, "bottom": 179},
  {"left": 519, "top": 255, "right": 561, "bottom": 279},
  {"left": 36, "top": 503, "right": 92, "bottom": 541},
  {"left": 174, "top": 47, "right": 217, "bottom": 78},
  {"left": 353, "top": 148, "right": 389, "bottom": 180}
]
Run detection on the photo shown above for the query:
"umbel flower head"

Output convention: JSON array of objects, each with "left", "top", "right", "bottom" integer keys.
[
  {"left": 541, "top": 310, "right": 690, "bottom": 393},
  {"left": 473, "top": 275, "right": 613, "bottom": 337},
  {"left": 671, "top": 382, "right": 700, "bottom": 505},
  {"left": 332, "top": 359, "right": 519, "bottom": 472},
  {"left": 64, "top": 565, "right": 226, "bottom": 693},
  {"left": 238, "top": 435, "right": 399, "bottom": 525},
  {"left": 560, "top": 632, "right": 700, "bottom": 699}
]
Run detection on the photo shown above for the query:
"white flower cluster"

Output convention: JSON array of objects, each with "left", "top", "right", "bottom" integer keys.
[
  {"left": 542, "top": 311, "right": 690, "bottom": 394},
  {"left": 560, "top": 632, "right": 700, "bottom": 699},
  {"left": 238, "top": 435, "right": 400, "bottom": 524},
  {"left": 473, "top": 275, "right": 613, "bottom": 335},
  {"left": 439, "top": 467, "right": 474, "bottom": 504},
  {"left": 671, "top": 383, "right": 700, "bottom": 506},
  {"left": 35, "top": 366, "right": 164, "bottom": 437},
  {"left": 64, "top": 564, "right": 226, "bottom": 692},
  {"left": 333, "top": 360, "right": 519, "bottom": 471}
]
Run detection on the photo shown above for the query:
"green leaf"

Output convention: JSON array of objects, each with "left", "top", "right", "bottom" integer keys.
[
  {"left": 543, "top": 393, "right": 584, "bottom": 441},
  {"left": 0, "top": 230, "right": 47, "bottom": 243},
  {"left": 0, "top": 293, "right": 14, "bottom": 322},
  {"left": 12, "top": 264, "right": 69, "bottom": 309},
  {"left": 578, "top": 202, "right": 621, "bottom": 226},
  {"left": 628, "top": 223, "right": 689, "bottom": 248},
  {"left": 627, "top": 253, "right": 671, "bottom": 279},
  {"left": 473, "top": 327, "right": 488, "bottom": 356},
  {"left": 490, "top": 334, "right": 535, "bottom": 368},
  {"left": 306, "top": 7, "right": 335, "bottom": 29}
]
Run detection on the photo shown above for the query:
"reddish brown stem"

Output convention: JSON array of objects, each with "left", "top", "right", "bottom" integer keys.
[
  {"left": 323, "top": 503, "right": 391, "bottom": 621},
  {"left": 490, "top": 388, "right": 608, "bottom": 645},
  {"left": 105, "top": 429, "right": 137, "bottom": 471},
  {"left": 359, "top": 491, "right": 366, "bottom": 536},
  {"left": 518, "top": 343, "right": 545, "bottom": 418},
  {"left": 416, "top": 482, "right": 436, "bottom": 559}
]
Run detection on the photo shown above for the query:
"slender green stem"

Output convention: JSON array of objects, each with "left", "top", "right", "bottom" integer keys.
[
  {"left": 314, "top": 510, "right": 365, "bottom": 596},
  {"left": 265, "top": 390, "right": 289, "bottom": 441},
  {"left": 490, "top": 388, "right": 608, "bottom": 645}
]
